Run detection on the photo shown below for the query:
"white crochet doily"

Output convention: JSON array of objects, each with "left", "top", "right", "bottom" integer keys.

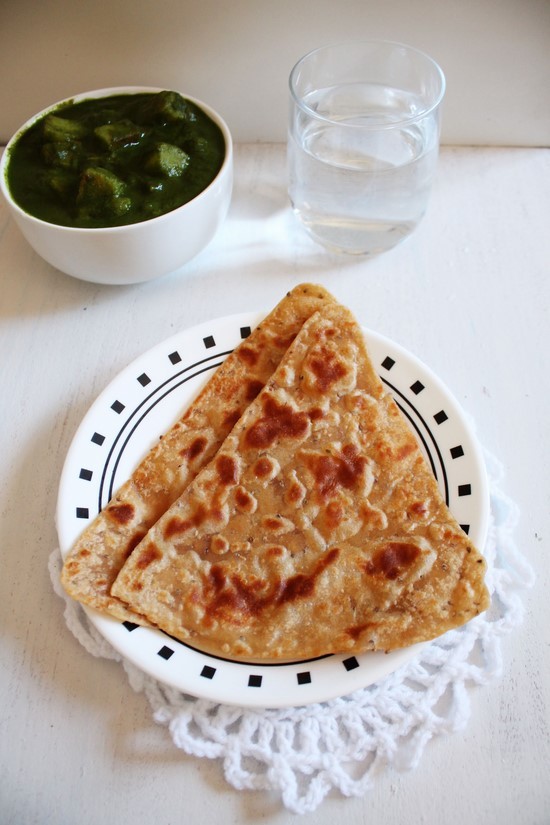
[{"left": 49, "top": 451, "right": 533, "bottom": 815}]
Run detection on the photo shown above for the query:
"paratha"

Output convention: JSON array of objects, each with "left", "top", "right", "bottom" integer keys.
[
  {"left": 61, "top": 283, "right": 336, "bottom": 622},
  {"left": 111, "top": 302, "right": 490, "bottom": 659}
]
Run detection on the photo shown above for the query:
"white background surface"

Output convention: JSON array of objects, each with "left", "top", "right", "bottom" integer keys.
[
  {"left": 1, "top": 1, "right": 549, "bottom": 817},
  {"left": 1, "top": 0, "right": 550, "bottom": 147},
  {"left": 1, "top": 143, "right": 549, "bottom": 824}
]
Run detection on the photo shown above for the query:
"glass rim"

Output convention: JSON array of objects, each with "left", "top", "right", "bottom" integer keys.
[{"left": 289, "top": 39, "right": 446, "bottom": 130}]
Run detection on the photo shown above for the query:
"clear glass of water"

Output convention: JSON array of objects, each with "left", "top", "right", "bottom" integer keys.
[{"left": 288, "top": 41, "right": 446, "bottom": 255}]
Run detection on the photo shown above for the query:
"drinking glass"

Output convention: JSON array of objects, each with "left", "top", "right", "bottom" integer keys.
[{"left": 288, "top": 41, "right": 445, "bottom": 255}]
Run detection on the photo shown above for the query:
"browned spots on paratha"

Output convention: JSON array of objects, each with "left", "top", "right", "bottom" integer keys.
[
  {"left": 365, "top": 542, "right": 421, "bottom": 580},
  {"left": 278, "top": 547, "right": 340, "bottom": 604},
  {"left": 234, "top": 486, "right": 257, "bottom": 513},
  {"left": 180, "top": 436, "right": 208, "bottom": 462},
  {"left": 284, "top": 473, "right": 306, "bottom": 507},
  {"left": 373, "top": 435, "right": 417, "bottom": 463},
  {"left": 215, "top": 454, "right": 240, "bottom": 486},
  {"left": 253, "top": 456, "right": 279, "bottom": 480},
  {"left": 204, "top": 546, "right": 340, "bottom": 624},
  {"left": 106, "top": 503, "right": 135, "bottom": 525},
  {"left": 136, "top": 542, "right": 162, "bottom": 570},
  {"left": 308, "top": 347, "right": 349, "bottom": 392},
  {"left": 211, "top": 535, "right": 230, "bottom": 555},
  {"left": 164, "top": 506, "right": 207, "bottom": 538},
  {"left": 308, "top": 406, "right": 325, "bottom": 422},
  {"left": 408, "top": 501, "right": 429, "bottom": 519},
  {"left": 222, "top": 409, "right": 241, "bottom": 430},
  {"left": 261, "top": 515, "right": 294, "bottom": 535},
  {"left": 265, "top": 545, "right": 285, "bottom": 558},
  {"left": 245, "top": 379, "right": 264, "bottom": 401},
  {"left": 273, "top": 333, "right": 297, "bottom": 350},
  {"left": 124, "top": 530, "right": 147, "bottom": 559},
  {"left": 323, "top": 500, "right": 346, "bottom": 531},
  {"left": 244, "top": 395, "right": 310, "bottom": 450},
  {"left": 237, "top": 345, "right": 259, "bottom": 366},
  {"left": 163, "top": 498, "right": 228, "bottom": 540},
  {"left": 302, "top": 444, "right": 368, "bottom": 500}
]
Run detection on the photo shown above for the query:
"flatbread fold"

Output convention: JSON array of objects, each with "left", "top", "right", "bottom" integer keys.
[
  {"left": 111, "top": 301, "right": 490, "bottom": 660},
  {"left": 61, "top": 283, "right": 337, "bottom": 622}
]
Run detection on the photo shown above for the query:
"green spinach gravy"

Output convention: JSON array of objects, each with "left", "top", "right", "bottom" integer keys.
[{"left": 6, "top": 91, "right": 226, "bottom": 228}]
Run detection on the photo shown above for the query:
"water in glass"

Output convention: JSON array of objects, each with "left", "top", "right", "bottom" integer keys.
[{"left": 288, "top": 82, "right": 440, "bottom": 255}]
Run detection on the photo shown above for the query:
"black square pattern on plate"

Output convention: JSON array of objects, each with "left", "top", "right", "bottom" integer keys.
[
  {"left": 381, "top": 356, "right": 395, "bottom": 371},
  {"left": 79, "top": 468, "right": 93, "bottom": 481},
  {"left": 410, "top": 380, "right": 425, "bottom": 395},
  {"left": 111, "top": 400, "right": 125, "bottom": 414},
  {"left": 240, "top": 326, "right": 252, "bottom": 339},
  {"left": 248, "top": 674, "right": 263, "bottom": 688},
  {"left": 137, "top": 372, "right": 151, "bottom": 387},
  {"left": 343, "top": 656, "right": 360, "bottom": 672},
  {"left": 76, "top": 507, "right": 89, "bottom": 519},
  {"left": 460, "top": 524, "right": 471, "bottom": 535},
  {"left": 434, "top": 410, "right": 449, "bottom": 425},
  {"left": 201, "top": 665, "right": 216, "bottom": 679},
  {"left": 157, "top": 645, "right": 174, "bottom": 660},
  {"left": 123, "top": 621, "right": 139, "bottom": 632},
  {"left": 91, "top": 432, "right": 105, "bottom": 446},
  {"left": 203, "top": 335, "right": 216, "bottom": 349},
  {"left": 169, "top": 350, "right": 182, "bottom": 365},
  {"left": 458, "top": 483, "right": 472, "bottom": 497},
  {"left": 450, "top": 445, "right": 465, "bottom": 459},
  {"left": 297, "top": 671, "right": 312, "bottom": 685}
]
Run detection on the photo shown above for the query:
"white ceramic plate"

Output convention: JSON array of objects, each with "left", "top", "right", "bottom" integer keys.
[{"left": 56, "top": 312, "right": 489, "bottom": 708}]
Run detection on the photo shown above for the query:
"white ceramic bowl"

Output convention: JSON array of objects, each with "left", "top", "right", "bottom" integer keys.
[{"left": 0, "top": 86, "right": 233, "bottom": 285}]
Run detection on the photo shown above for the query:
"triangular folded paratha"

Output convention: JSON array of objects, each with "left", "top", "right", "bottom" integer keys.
[
  {"left": 111, "top": 302, "right": 490, "bottom": 659},
  {"left": 61, "top": 283, "right": 336, "bottom": 622}
]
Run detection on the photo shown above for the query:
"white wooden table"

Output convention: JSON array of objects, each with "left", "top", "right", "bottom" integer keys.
[{"left": 1, "top": 144, "right": 548, "bottom": 824}]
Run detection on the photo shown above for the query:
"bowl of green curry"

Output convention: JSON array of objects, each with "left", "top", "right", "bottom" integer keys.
[{"left": 0, "top": 87, "right": 233, "bottom": 284}]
